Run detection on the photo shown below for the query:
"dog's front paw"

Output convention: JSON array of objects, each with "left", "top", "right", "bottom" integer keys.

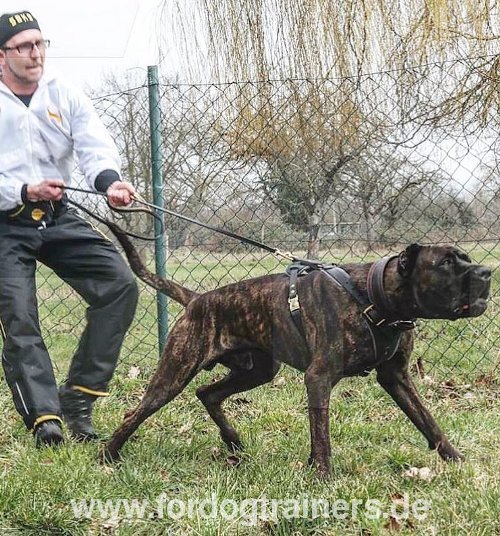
[
  {"left": 307, "top": 455, "right": 331, "bottom": 478},
  {"left": 436, "top": 441, "right": 465, "bottom": 462},
  {"left": 221, "top": 431, "right": 243, "bottom": 453},
  {"left": 99, "top": 444, "right": 122, "bottom": 464}
]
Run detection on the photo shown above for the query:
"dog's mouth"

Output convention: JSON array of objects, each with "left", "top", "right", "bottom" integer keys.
[
  {"left": 454, "top": 297, "right": 488, "bottom": 318},
  {"left": 453, "top": 272, "right": 491, "bottom": 318}
]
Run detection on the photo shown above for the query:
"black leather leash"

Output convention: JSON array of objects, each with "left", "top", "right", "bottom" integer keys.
[
  {"left": 127, "top": 195, "right": 314, "bottom": 264},
  {"left": 62, "top": 186, "right": 164, "bottom": 241},
  {"left": 63, "top": 186, "right": 319, "bottom": 264}
]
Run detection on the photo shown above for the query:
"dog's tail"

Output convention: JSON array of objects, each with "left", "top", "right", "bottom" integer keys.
[{"left": 103, "top": 220, "right": 198, "bottom": 307}]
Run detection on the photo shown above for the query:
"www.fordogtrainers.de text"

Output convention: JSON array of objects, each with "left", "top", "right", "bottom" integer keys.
[{"left": 71, "top": 493, "right": 431, "bottom": 526}]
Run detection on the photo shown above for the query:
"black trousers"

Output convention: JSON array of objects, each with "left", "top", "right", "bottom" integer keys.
[{"left": 0, "top": 209, "right": 138, "bottom": 429}]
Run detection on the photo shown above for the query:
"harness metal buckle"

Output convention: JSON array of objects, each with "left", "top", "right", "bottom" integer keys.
[{"left": 288, "top": 296, "right": 300, "bottom": 312}]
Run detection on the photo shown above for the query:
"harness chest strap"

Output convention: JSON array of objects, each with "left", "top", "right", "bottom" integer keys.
[
  {"left": 287, "top": 263, "right": 308, "bottom": 335},
  {"left": 285, "top": 260, "right": 415, "bottom": 369}
]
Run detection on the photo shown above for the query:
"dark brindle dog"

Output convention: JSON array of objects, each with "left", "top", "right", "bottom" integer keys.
[{"left": 102, "top": 222, "right": 491, "bottom": 476}]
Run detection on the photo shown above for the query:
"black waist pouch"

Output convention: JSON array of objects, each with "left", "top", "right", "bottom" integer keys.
[{"left": 0, "top": 196, "right": 68, "bottom": 227}]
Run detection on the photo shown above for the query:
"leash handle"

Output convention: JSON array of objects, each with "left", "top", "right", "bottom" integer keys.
[
  {"left": 62, "top": 186, "right": 164, "bottom": 241},
  {"left": 62, "top": 185, "right": 107, "bottom": 197}
]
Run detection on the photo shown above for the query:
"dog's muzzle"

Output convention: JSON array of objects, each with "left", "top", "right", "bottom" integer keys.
[{"left": 457, "top": 266, "right": 491, "bottom": 318}]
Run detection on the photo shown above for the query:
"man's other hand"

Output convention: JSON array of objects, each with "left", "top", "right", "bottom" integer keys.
[{"left": 106, "top": 182, "right": 135, "bottom": 207}]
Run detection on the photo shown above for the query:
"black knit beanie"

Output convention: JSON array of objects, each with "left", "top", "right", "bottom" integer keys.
[{"left": 0, "top": 11, "right": 40, "bottom": 48}]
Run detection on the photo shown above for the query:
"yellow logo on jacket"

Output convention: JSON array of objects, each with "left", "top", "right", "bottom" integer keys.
[{"left": 47, "top": 107, "right": 62, "bottom": 123}]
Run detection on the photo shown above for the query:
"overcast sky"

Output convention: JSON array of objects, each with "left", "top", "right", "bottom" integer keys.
[{"left": 0, "top": 0, "right": 167, "bottom": 90}]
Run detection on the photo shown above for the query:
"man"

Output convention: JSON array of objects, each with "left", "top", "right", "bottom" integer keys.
[{"left": 0, "top": 11, "right": 139, "bottom": 447}]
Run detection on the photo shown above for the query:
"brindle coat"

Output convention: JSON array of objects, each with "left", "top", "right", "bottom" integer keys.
[{"left": 102, "top": 222, "right": 491, "bottom": 476}]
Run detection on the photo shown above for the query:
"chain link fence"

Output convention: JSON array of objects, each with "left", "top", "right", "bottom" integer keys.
[{"left": 34, "top": 55, "right": 499, "bottom": 385}]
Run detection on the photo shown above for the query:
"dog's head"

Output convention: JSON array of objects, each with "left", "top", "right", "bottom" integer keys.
[{"left": 397, "top": 243, "right": 491, "bottom": 319}]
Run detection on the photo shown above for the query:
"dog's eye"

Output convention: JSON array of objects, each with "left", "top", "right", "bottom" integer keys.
[{"left": 440, "top": 258, "right": 453, "bottom": 267}]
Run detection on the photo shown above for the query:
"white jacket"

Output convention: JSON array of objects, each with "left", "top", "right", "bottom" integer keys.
[{"left": 0, "top": 69, "right": 121, "bottom": 210}]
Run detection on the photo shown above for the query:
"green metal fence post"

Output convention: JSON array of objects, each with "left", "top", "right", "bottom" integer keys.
[{"left": 147, "top": 65, "right": 168, "bottom": 355}]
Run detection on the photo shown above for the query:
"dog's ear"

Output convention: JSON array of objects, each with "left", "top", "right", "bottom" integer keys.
[{"left": 398, "top": 243, "right": 422, "bottom": 278}]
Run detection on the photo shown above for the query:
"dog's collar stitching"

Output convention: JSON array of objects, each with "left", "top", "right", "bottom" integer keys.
[
  {"left": 367, "top": 256, "right": 396, "bottom": 316},
  {"left": 365, "top": 256, "right": 415, "bottom": 329}
]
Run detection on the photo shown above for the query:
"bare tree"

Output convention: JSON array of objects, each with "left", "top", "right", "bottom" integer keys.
[
  {"left": 164, "top": 1, "right": 498, "bottom": 107},
  {"left": 89, "top": 73, "right": 151, "bottom": 195},
  {"left": 219, "top": 79, "right": 376, "bottom": 257},
  {"left": 340, "top": 153, "right": 440, "bottom": 250}
]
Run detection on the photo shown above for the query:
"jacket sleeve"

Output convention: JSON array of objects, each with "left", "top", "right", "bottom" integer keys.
[
  {"left": 69, "top": 87, "right": 122, "bottom": 190},
  {"left": 0, "top": 177, "right": 24, "bottom": 211}
]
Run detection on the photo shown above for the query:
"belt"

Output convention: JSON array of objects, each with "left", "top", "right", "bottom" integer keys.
[{"left": 0, "top": 196, "right": 68, "bottom": 227}]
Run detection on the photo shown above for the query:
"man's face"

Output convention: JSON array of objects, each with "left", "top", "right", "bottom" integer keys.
[{"left": 0, "top": 29, "right": 46, "bottom": 90}]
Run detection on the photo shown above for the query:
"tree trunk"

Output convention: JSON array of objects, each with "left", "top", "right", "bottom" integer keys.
[
  {"left": 307, "top": 212, "right": 321, "bottom": 259},
  {"left": 363, "top": 207, "right": 377, "bottom": 253}
]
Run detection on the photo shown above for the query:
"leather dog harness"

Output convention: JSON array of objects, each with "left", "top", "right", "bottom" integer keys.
[{"left": 286, "top": 258, "right": 416, "bottom": 373}]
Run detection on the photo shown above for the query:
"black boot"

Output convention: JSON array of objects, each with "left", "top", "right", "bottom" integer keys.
[
  {"left": 59, "top": 384, "right": 99, "bottom": 441},
  {"left": 34, "top": 420, "right": 65, "bottom": 448}
]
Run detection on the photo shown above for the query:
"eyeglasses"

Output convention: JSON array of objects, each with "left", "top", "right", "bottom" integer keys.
[{"left": 1, "top": 39, "right": 50, "bottom": 55}]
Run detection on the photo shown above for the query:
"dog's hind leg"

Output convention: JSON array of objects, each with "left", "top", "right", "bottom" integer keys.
[
  {"left": 196, "top": 349, "right": 280, "bottom": 452},
  {"left": 102, "top": 319, "right": 205, "bottom": 462}
]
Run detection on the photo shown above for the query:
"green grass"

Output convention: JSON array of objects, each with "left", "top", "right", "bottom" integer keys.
[
  {"left": 0, "top": 370, "right": 498, "bottom": 535},
  {"left": 0, "top": 248, "right": 498, "bottom": 535}
]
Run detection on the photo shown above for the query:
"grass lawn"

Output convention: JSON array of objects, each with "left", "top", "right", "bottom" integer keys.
[{"left": 0, "top": 246, "right": 498, "bottom": 535}]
